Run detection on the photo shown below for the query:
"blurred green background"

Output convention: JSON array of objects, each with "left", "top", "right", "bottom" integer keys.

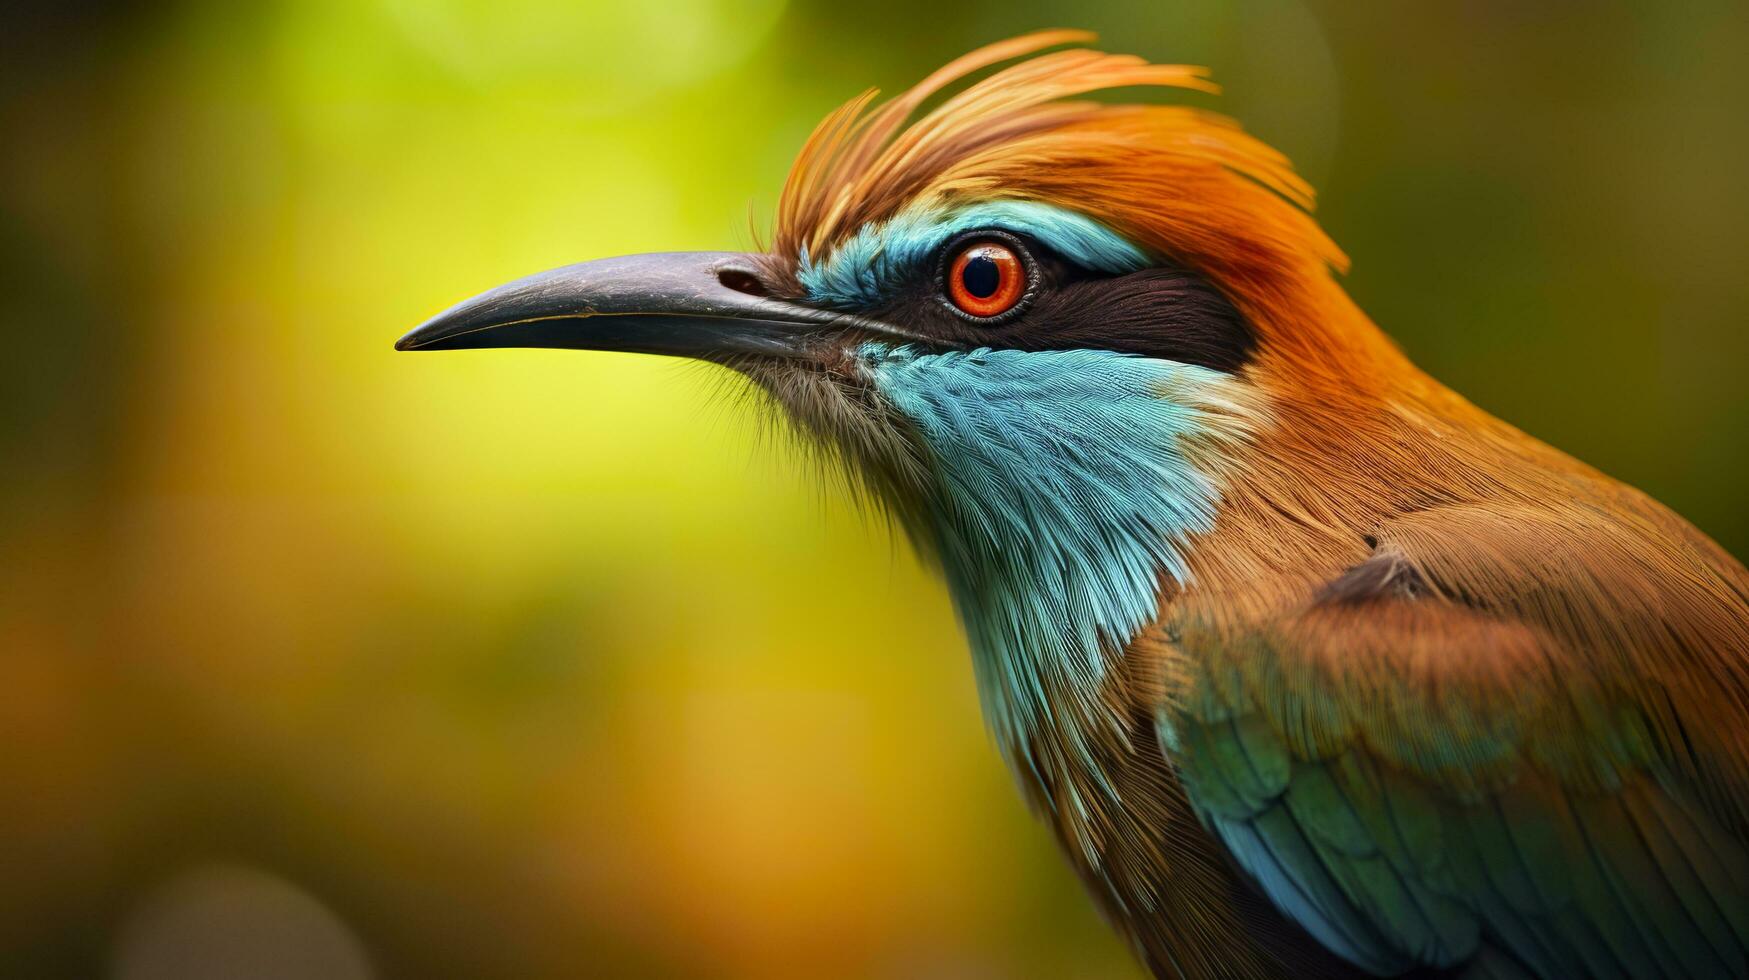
[{"left": 2, "top": 1, "right": 1745, "bottom": 977}]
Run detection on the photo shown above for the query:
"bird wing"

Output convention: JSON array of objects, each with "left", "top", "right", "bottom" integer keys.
[{"left": 1162, "top": 502, "right": 1749, "bottom": 978}]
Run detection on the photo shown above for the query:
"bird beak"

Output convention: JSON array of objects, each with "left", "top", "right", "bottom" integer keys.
[{"left": 396, "top": 251, "right": 875, "bottom": 359}]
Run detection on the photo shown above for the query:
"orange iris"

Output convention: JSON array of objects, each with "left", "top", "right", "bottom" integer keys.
[{"left": 946, "top": 241, "right": 1025, "bottom": 319}]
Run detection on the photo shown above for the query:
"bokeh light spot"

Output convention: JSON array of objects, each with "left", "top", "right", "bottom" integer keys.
[
  {"left": 111, "top": 865, "right": 373, "bottom": 980},
  {"left": 376, "top": 0, "right": 788, "bottom": 103}
]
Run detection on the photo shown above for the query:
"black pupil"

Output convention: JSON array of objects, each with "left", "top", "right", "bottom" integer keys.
[{"left": 961, "top": 253, "right": 1002, "bottom": 299}]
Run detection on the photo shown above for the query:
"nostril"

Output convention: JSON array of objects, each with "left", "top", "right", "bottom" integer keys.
[{"left": 717, "top": 266, "right": 769, "bottom": 297}]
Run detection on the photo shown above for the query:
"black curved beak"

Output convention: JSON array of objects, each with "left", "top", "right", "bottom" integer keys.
[{"left": 396, "top": 251, "right": 893, "bottom": 358}]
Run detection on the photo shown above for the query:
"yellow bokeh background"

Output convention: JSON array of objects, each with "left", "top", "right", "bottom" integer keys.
[{"left": 3, "top": 2, "right": 1745, "bottom": 977}]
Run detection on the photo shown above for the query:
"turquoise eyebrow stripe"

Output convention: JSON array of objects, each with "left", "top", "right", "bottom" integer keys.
[{"left": 798, "top": 200, "right": 1151, "bottom": 308}]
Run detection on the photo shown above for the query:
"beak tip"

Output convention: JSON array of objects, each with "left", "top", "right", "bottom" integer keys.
[{"left": 394, "top": 323, "right": 436, "bottom": 351}]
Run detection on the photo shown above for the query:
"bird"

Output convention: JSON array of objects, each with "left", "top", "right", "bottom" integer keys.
[{"left": 397, "top": 30, "right": 1749, "bottom": 980}]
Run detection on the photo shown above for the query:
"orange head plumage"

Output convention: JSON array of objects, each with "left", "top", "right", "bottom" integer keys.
[{"left": 764, "top": 30, "right": 1364, "bottom": 368}]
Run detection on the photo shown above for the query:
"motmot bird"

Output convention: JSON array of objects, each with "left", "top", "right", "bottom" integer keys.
[{"left": 398, "top": 31, "right": 1749, "bottom": 979}]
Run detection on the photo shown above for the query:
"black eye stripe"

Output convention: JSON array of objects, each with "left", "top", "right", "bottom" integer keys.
[
  {"left": 872, "top": 229, "right": 1255, "bottom": 372},
  {"left": 1023, "top": 268, "right": 1255, "bottom": 372}
]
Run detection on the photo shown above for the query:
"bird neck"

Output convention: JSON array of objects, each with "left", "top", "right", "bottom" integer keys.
[{"left": 859, "top": 343, "right": 1260, "bottom": 776}]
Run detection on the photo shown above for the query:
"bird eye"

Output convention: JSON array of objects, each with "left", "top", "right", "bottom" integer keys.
[{"left": 944, "top": 238, "right": 1028, "bottom": 321}]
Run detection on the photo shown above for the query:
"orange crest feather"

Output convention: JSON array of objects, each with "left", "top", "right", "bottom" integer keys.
[{"left": 769, "top": 31, "right": 1366, "bottom": 370}]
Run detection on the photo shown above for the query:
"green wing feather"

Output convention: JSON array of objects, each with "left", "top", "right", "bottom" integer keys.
[{"left": 1164, "top": 507, "right": 1749, "bottom": 978}]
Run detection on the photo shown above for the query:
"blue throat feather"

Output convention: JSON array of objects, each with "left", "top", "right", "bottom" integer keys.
[
  {"left": 858, "top": 345, "right": 1244, "bottom": 769},
  {"left": 799, "top": 200, "right": 1258, "bottom": 831}
]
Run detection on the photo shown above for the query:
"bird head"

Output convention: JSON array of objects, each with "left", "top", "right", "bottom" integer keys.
[{"left": 398, "top": 31, "right": 1412, "bottom": 755}]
